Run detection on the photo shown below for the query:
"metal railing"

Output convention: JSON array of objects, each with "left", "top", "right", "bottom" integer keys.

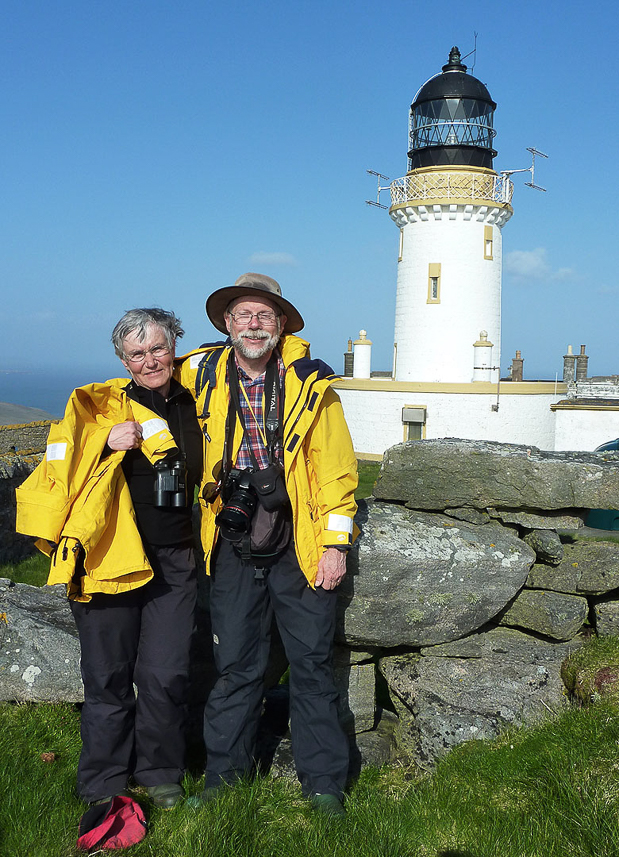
[{"left": 390, "top": 171, "right": 513, "bottom": 207}]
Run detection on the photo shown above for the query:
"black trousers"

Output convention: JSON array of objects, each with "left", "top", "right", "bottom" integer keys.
[
  {"left": 203, "top": 539, "right": 349, "bottom": 798},
  {"left": 70, "top": 544, "right": 197, "bottom": 802}
]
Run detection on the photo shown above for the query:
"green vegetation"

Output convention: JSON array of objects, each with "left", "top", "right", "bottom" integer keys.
[
  {"left": 3, "top": 700, "right": 619, "bottom": 856},
  {"left": 356, "top": 460, "right": 380, "bottom": 500},
  {"left": 2, "top": 552, "right": 49, "bottom": 586},
  {"left": 562, "top": 635, "right": 619, "bottom": 706}
]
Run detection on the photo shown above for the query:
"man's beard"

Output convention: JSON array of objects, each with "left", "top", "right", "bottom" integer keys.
[{"left": 230, "top": 326, "right": 281, "bottom": 360}]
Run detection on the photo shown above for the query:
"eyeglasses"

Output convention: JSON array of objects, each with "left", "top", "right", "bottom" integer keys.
[
  {"left": 228, "top": 310, "right": 281, "bottom": 326},
  {"left": 124, "top": 345, "right": 171, "bottom": 364}
]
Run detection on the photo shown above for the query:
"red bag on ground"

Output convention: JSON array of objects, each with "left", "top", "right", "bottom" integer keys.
[{"left": 77, "top": 795, "right": 147, "bottom": 850}]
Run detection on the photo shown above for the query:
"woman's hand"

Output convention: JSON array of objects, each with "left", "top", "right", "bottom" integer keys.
[{"left": 106, "top": 421, "right": 143, "bottom": 451}]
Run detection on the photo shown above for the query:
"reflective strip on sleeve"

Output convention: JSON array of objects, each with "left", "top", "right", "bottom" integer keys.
[
  {"left": 46, "top": 442, "right": 68, "bottom": 461},
  {"left": 141, "top": 418, "right": 169, "bottom": 440},
  {"left": 326, "top": 513, "right": 354, "bottom": 534},
  {"left": 190, "top": 353, "right": 203, "bottom": 369}
]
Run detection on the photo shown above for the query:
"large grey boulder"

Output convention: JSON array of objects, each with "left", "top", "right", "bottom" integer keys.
[
  {"left": 337, "top": 501, "right": 535, "bottom": 647},
  {"left": 333, "top": 646, "right": 376, "bottom": 734},
  {"left": 380, "top": 627, "right": 581, "bottom": 765},
  {"left": 526, "top": 540, "right": 619, "bottom": 594},
  {"left": 374, "top": 439, "right": 619, "bottom": 512},
  {"left": 0, "top": 579, "right": 83, "bottom": 702},
  {"left": 500, "top": 589, "right": 588, "bottom": 641}
]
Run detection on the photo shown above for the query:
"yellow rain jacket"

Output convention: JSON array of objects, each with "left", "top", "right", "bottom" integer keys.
[
  {"left": 15, "top": 381, "right": 179, "bottom": 601},
  {"left": 176, "top": 334, "right": 359, "bottom": 585}
]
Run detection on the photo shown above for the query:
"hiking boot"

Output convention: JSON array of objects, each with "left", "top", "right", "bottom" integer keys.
[
  {"left": 146, "top": 783, "right": 184, "bottom": 809},
  {"left": 309, "top": 793, "right": 346, "bottom": 817},
  {"left": 186, "top": 786, "right": 226, "bottom": 808}
]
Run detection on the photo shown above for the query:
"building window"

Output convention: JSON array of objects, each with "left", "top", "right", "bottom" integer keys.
[
  {"left": 405, "top": 422, "right": 423, "bottom": 441},
  {"left": 402, "top": 405, "right": 426, "bottom": 441},
  {"left": 398, "top": 228, "right": 404, "bottom": 262},
  {"left": 427, "top": 263, "right": 441, "bottom": 303},
  {"left": 484, "top": 225, "right": 493, "bottom": 260}
]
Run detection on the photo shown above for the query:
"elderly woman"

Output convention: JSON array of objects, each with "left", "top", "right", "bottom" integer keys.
[{"left": 17, "top": 308, "right": 202, "bottom": 811}]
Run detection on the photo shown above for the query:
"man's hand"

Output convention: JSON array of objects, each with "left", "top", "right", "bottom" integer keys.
[
  {"left": 315, "top": 548, "right": 347, "bottom": 590},
  {"left": 106, "top": 421, "right": 143, "bottom": 451}
]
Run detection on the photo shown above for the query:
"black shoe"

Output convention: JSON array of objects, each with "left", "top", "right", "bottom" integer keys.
[
  {"left": 309, "top": 794, "right": 346, "bottom": 817},
  {"left": 186, "top": 786, "right": 227, "bottom": 808},
  {"left": 146, "top": 783, "right": 184, "bottom": 809}
]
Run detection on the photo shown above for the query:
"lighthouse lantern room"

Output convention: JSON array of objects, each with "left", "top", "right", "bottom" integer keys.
[{"left": 389, "top": 47, "right": 513, "bottom": 383}]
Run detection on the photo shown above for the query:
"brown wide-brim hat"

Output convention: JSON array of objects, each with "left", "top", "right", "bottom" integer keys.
[{"left": 206, "top": 273, "right": 305, "bottom": 335}]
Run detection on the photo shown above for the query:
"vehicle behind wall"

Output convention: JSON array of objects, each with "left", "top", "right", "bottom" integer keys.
[{"left": 586, "top": 438, "right": 619, "bottom": 531}]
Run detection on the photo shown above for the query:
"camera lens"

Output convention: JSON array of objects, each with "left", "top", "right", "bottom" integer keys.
[{"left": 217, "top": 487, "right": 257, "bottom": 537}]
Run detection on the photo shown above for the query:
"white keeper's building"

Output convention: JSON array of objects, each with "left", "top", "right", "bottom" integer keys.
[{"left": 334, "top": 47, "right": 619, "bottom": 458}]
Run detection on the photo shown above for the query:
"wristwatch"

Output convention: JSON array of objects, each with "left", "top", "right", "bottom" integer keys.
[{"left": 328, "top": 545, "right": 351, "bottom": 553}]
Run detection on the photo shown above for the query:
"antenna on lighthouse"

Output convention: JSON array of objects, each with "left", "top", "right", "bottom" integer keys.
[
  {"left": 524, "top": 147, "right": 548, "bottom": 191},
  {"left": 365, "top": 169, "right": 390, "bottom": 209},
  {"left": 501, "top": 147, "right": 548, "bottom": 192}
]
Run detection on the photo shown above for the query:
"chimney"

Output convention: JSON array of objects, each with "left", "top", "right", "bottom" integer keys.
[
  {"left": 353, "top": 330, "right": 372, "bottom": 379},
  {"left": 510, "top": 350, "right": 524, "bottom": 382},
  {"left": 575, "top": 344, "right": 589, "bottom": 381},
  {"left": 343, "top": 338, "right": 354, "bottom": 377},
  {"left": 563, "top": 345, "right": 576, "bottom": 384},
  {"left": 472, "top": 331, "right": 494, "bottom": 382}
]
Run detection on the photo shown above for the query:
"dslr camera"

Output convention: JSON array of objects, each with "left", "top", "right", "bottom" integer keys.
[
  {"left": 153, "top": 454, "right": 188, "bottom": 507},
  {"left": 216, "top": 467, "right": 256, "bottom": 540}
]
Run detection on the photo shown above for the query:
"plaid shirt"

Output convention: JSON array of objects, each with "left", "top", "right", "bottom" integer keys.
[{"left": 234, "top": 355, "right": 285, "bottom": 471}]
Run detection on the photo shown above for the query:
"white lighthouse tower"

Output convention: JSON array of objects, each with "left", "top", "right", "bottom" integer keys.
[{"left": 389, "top": 47, "right": 514, "bottom": 383}]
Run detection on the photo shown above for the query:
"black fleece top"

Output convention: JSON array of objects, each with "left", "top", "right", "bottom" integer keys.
[{"left": 121, "top": 378, "right": 203, "bottom": 546}]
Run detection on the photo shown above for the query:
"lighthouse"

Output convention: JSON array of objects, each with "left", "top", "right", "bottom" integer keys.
[{"left": 389, "top": 47, "right": 513, "bottom": 383}]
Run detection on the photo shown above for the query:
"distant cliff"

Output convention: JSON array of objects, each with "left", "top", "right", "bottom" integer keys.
[{"left": 0, "top": 402, "right": 56, "bottom": 426}]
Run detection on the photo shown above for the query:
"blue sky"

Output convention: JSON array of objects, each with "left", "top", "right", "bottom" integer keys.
[{"left": 1, "top": 0, "right": 618, "bottom": 403}]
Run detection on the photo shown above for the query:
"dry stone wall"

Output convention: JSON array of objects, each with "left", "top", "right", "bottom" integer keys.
[
  {"left": 3, "top": 434, "right": 619, "bottom": 774},
  {"left": 342, "top": 438, "right": 619, "bottom": 765},
  {"left": 0, "top": 421, "right": 51, "bottom": 454}
]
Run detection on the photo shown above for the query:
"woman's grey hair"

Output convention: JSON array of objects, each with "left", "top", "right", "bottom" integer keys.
[{"left": 111, "top": 308, "right": 185, "bottom": 358}]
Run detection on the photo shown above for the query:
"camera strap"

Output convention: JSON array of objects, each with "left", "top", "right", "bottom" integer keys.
[{"left": 225, "top": 350, "right": 282, "bottom": 475}]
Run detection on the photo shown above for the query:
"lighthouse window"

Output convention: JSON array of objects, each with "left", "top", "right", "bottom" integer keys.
[
  {"left": 427, "top": 263, "right": 441, "bottom": 303},
  {"left": 484, "top": 225, "right": 493, "bottom": 260},
  {"left": 398, "top": 229, "right": 404, "bottom": 262}
]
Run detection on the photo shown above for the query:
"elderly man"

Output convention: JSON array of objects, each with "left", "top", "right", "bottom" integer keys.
[{"left": 179, "top": 273, "right": 358, "bottom": 816}]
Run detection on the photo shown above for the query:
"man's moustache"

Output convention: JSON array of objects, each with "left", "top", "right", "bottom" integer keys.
[{"left": 240, "top": 330, "right": 269, "bottom": 341}]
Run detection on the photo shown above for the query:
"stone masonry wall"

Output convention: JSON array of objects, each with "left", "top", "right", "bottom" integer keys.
[
  {"left": 4, "top": 432, "right": 619, "bottom": 775},
  {"left": 0, "top": 421, "right": 52, "bottom": 454}
]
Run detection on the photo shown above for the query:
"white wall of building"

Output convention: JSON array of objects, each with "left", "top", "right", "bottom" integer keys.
[
  {"left": 393, "top": 211, "right": 503, "bottom": 383},
  {"left": 553, "top": 408, "right": 619, "bottom": 452},
  {"left": 336, "top": 384, "right": 561, "bottom": 456}
]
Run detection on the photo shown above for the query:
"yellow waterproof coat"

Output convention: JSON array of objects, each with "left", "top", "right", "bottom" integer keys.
[
  {"left": 15, "top": 381, "right": 179, "bottom": 601},
  {"left": 176, "top": 334, "right": 359, "bottom": 585}
]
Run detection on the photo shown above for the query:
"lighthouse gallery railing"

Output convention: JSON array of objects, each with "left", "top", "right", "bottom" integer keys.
[{"left": 390, "top": 172, "right": 513, "bottom": 207}]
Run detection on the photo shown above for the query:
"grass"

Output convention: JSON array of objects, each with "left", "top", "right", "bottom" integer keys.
[
  {"left": 2, "top": 552, "right": 50, "bottom": 587},
  {"left": 3, "top": 700, "right": 619, "bottom": 856},
  {"left": 356, "top": 460, "right": 380, "bottom": 500}
]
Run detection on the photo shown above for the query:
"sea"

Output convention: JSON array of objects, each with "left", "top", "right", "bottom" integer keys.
[{"left": 0, "top": 365, "right": 122, "bottom": 419}]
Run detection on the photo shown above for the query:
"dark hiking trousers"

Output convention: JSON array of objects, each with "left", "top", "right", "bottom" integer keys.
[
  {"left": 203, "top": 539, "right": 349, "bottom": 799},
  {"left": 70, "top": 544, "right": 197, "bottom": 802}
]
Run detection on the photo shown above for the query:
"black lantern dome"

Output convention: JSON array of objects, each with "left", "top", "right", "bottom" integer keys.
[{"left": 408, "top": 47, "right": 497, "bottom": 170}]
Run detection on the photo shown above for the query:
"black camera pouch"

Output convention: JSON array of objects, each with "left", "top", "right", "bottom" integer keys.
[{"left": 248, "top": 462, "right": 288, "bottom": 511}]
